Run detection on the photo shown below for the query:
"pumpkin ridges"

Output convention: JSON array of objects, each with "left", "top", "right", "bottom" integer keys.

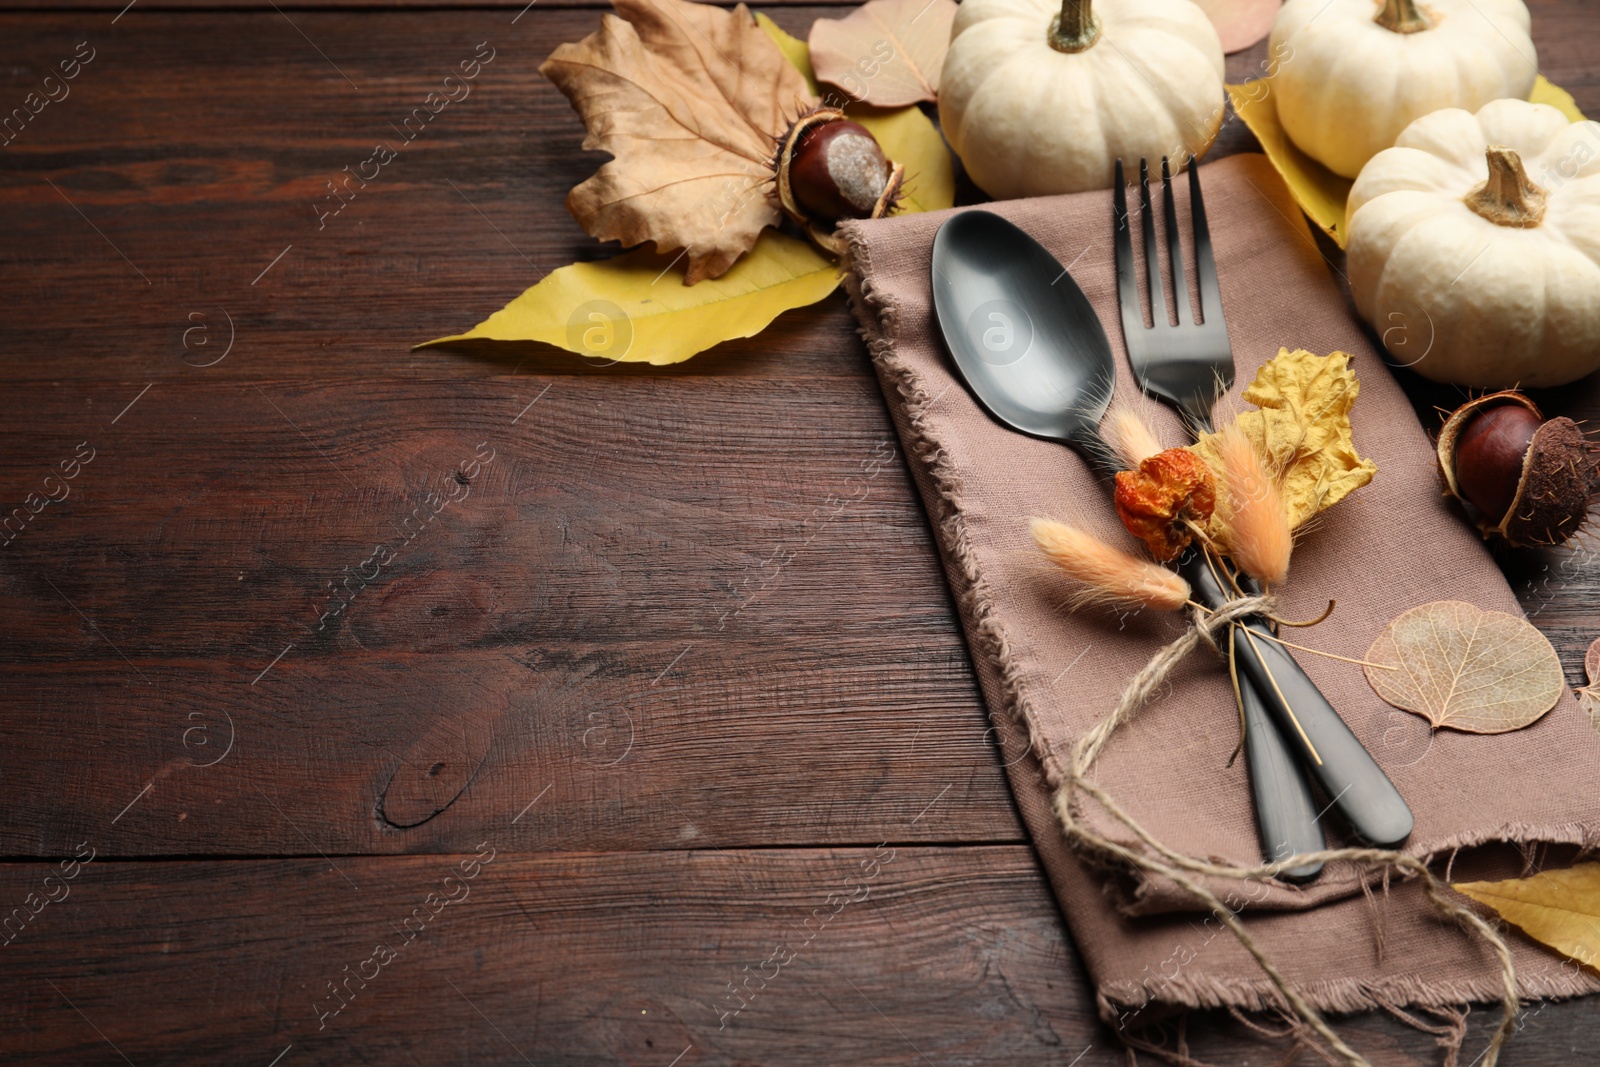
[
  {"left": 1300, "top": 21, "right": 1401, "bottom": 178},
  {"left": 1268, "top": 0, "right": 1538, "bottom": 179},
  {"left": 938, "top": 0, "right": 1224, "bottom": 197},
  {"left": 1349, "top": 102, "right": 1600, "bottom": 389},
  {"left": 936, "top": 8, "right": 1032, "bottom": 158},
  {"left": 1355, "top": 199, "right": 1466, "bottom": 371}
]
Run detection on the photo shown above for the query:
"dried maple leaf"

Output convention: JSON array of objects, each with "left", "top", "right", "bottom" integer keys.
[
  {"left": 540, "top": 0, "right": 818, "bottom": 284},
  {"left": 1578, "top": 636, "right": 1600, "bottom": 732},
  {"left": 1188, "top": 348, "right": 1377, "bottom": 546},
  {"left": 1454, "top": 863, "right": 1600, "bottom": 973},
  {"left": 808, "top": 0, "right": 958, "bottom": 108},
  {"left": 1364, "top": 601, "right": 1564, "bottom": 734}
]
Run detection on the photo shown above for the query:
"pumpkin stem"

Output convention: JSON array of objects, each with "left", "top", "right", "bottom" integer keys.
[
  {"left": 1465, "top": 145, "right": 1548, "bottom": 228},
  {"left": 1050, "top": 0, "right": 1101, "bottom": 52},
  {"left": 1374, "top": 0, "right": 1434, "bottom": 33}
]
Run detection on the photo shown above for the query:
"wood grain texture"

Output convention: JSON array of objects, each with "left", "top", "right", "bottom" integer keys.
[
  {"left": 0, "top": 642, "right": 1017, "bottom": 854},
  {"left": 0, "top": 377, "right": 951, "bottom": 656},
  {"left": 0, "top": 377, "right": 1021, "bottom": 852},
  {"left": 0, "top": 848, "right": 1102, "bottom": 1066},
  {"left": 4, "top": 848, "right": 1595, "bottom": 1066},
  {"left": 0, "top": 8, "right": 869, "bottom": 381}
]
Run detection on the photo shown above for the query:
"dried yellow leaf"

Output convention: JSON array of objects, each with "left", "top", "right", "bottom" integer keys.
[
  {"left": 756, "top": 12, "right": 814, "bottom": 84},
  {"left": 1188, "top": 348, "right": 1376, "bottom": 550},
  {"left": 1364, "top": 601, "right": 1565, "bottom": 734},
  {"left": 423, "top": 18, "right": 954, "bottom": 364},
  {"left": 1454, "top": 863, "right": 1600, "bottom": 973},
  {"left": 418, "top": 231, "right": 839, "bottom": 365}
]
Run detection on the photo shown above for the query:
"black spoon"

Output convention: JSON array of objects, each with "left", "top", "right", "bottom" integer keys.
[{"left": 930, "top": 210, "right": 1412, "bottom": 855}]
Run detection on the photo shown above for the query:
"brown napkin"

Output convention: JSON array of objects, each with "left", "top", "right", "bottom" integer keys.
[{"left": 840, "top": 154, "right": 1600, "bottom": 1016}]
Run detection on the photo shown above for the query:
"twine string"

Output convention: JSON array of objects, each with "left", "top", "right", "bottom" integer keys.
[{"left": 1051, "top": 594, "right": 1518, "bottom": 1067}]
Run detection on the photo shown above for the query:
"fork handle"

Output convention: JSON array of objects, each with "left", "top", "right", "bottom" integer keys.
[
  {"left": 1182, "top": 551, "right": 1414, "bottom": 847},
  {"left": 1179, "top": 552, "right": 1324, "bottom": 877},
  {"left": 1232, "top": 618, "right": 1413, "bottom": 846}
]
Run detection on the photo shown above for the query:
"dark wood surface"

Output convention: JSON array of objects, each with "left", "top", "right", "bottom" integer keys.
[{"left": 2, "top": 2, "right": 1597, "bottom": 1065}]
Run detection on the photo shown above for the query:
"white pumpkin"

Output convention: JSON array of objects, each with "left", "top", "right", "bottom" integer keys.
[
  {"left": 1347, "top": 99, "right": 1600, "bottom": 389},
  {"left": 938, "top": 0, "right": 1225, "bottom": 199},
  {"left": 1269, "top": 0, "right": 1538, "bottom": 180}
]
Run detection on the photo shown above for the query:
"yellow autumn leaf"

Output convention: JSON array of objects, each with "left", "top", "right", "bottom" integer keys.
[
  {"left": 1228, "top": 75, "right": 1587, "bottom": 249},
  {"left": 855, "top": 103, "right": 955, "bottom": 214},
  {"left": 758, "top": 13, "right": 954, "bottom": 214},
  {"left": 1530, "top": 76, "right": 1587, "bottom": 123},
  {"left": 757, "top": 12, "right": 817, "bottom": 89},
  {"left": 1188, "top": 348, "right": 1376, "bottom": 544},
  {"left": 419, "top": 231, "right": 840, "bottom": 365},
  {"left": 1455, "top": 864, "right": 1600, "bottom": 973}
]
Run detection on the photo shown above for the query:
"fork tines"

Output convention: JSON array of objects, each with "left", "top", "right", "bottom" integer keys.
[{"left": 1112, "top": 155, "right": 1233, "bottom": 432}]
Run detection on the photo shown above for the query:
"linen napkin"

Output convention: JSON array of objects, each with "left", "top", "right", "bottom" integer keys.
[{"left": 839, "top": 154, "right": 1600, "bottom": 1016}]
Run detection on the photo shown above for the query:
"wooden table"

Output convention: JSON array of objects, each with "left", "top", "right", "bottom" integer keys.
[{"left": 1, "top": 1, "right": 1596, "bottom": 1063}]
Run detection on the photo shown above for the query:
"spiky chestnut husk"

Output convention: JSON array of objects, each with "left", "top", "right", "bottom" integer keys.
[
  {"left": 774, "top": 107, "right": 904, "bottom": 256},
  {"left": 1437, "top": 390, "right": 1600, "bottom": 548}
]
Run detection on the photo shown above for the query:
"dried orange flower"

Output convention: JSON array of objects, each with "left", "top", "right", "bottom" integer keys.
[{"left": 1114, "top": 448, "right": 1216, "bottom": 562}]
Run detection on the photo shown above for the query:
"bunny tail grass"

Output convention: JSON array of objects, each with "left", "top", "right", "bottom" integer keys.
[
  {"left": 1218, "top": 425, "right": 1292, "bottom": 586},
  {"left": 1103, "top": 406, "right": 1166, "bottom": 469},
  {"left": 1030, "top": 518, "right": 1190, "bottom": 612}
]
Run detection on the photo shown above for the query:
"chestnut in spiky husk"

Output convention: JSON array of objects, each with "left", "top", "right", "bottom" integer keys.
[
  {"left": 775, "top": 107, "right": 904, "bottom": 255},
  {"left": 1437, "top": 390, "right": 1600, "bottom": 547}
]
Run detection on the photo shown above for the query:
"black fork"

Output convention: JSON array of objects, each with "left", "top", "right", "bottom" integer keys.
[
  {"left": 1112, "top": 156, "right": 1413, "bottom": 856},
  {"left": 1115, "top": 156, "right": 1233, "bottom": 435}
]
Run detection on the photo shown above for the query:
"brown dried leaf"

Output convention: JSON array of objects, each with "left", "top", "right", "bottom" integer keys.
[
  {"left": 1579, "top": 636, "right": 1600, "bottom": 732},
  {"left": 1190, "top": 0, "right": 1279, "bottom": 55},
  {"left": 808, "top": 0, "right": 957, "bottom": 108},
  {"left": 1364, "top": 601, "right": 1564, "bottom": 734},
  {"left": 540, "top": 0, "right": 818, "bottom": 284}
]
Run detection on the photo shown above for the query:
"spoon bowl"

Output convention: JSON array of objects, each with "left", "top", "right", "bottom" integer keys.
[{"left": 930, "top": 211, "right": 1115, "bottom": 452}]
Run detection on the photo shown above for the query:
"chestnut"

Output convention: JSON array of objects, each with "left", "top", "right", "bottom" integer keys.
[
  {"left": 1453, "top": 402, "right": 1541, "bottom": 523},
  {"left": 790, "top": 118, "right": 891, "bottom": 222},
  {"left": 774, "top": 107, "right": 904, "bottom": 255},
  {"left": 1437, "top": 390, "right": 1599, "bottom": 548}
]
